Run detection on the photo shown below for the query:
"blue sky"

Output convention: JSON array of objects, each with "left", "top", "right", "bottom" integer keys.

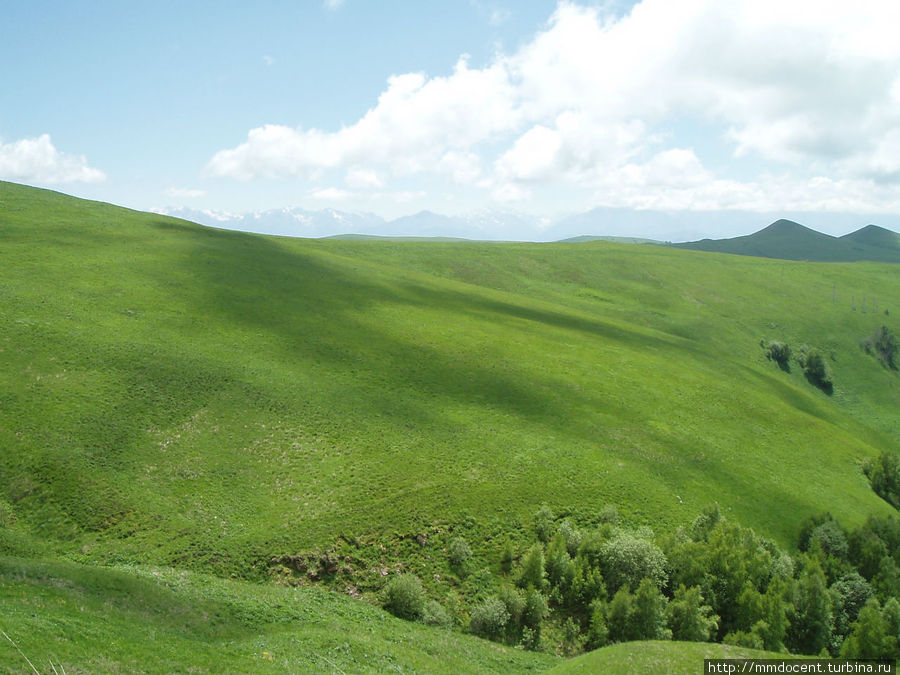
[{"left": 3, "top": 0, "right": 900, "bottom": 238}]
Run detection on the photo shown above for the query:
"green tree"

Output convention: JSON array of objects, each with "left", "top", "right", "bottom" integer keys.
[
  {"left": 599, "top": 530, "right": 668, "bottom": 593},
  {"left": 881, "top": 597, "right": 900, "bottom": 658},
  {"left": 546, "top": 533, "right": 575, "bottom": 594},
  {"left": 841, "top": 598, "right": 888, "bottom": 659},
  {"left": 630, "top": 578, "right": 672, "bottom": 641},
  {"left": 788, "top": 558, "right": 833, "bottom": 655},
  {"left": 606, "top": 586, "right": 634, "bottom": 643},
  {"left": 568, "top": 556, "right": 606, "bottom": 613},
  {"left": 522, "top": 588, "right": 548, "bottom": 635},
  {"left": 518, "top": 544, "right": 547, "bottom": 590},
  {"left": 587, "top": 599, "right": 610, "bottom": 649},
  {"left": 667, "top": 584, "right": 718, "bottom": 642}
]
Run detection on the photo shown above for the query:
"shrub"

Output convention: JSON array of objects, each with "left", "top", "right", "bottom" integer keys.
[
  {"left": 500, "top": 539, "right": 515, "bottom": 573},
  {"left": 801, "top": 348, "right": 833, "bottom": 393},
  {"left": 558, "top": 519, "right": 583, "bottom": 557},
  {"left": 765, "top": 341, "right": 792, "bottom": 371},
  {"left": 498, "top": 584, "right": 525, "bottom": 639},
  {"left": 449, "top": 536, "right": 472, "bottom": 574},
  {"left": 534, "top": 504, "right": 555, "bottom": 543},
  {"left": 421, "top": 599, "right": 452, "bottom": 628},
  {"left": 861, "top": 326, "right": 898, "bottom": 370},
  {"left": 470, "top": 596, "right": 509, "bottom": 641},
  {"left": 522, "top": 588, "right": 548, "bottom": 631},
  {"left": 383, "top": 574, "right": 427, "bottom": 621},
  {"left": 863, "top": 452, "right": 900, "bottom": 510}
]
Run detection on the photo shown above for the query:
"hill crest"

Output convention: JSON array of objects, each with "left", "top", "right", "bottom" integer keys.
[{"left": 673, "top": 219, "right": 900, "bottom": 262}]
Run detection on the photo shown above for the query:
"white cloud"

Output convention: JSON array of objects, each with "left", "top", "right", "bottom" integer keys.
[
  {"left": 0, "top": 134, "right": 105, "bottom": 183},
  {"left": 262, "top": 55, "right": 275, "bottom": 66},
  {"left": 165, "top": 187, "right": 206, "bottom": 198},
  {"left": 207, "top": 56, "right": 519, "bottom": 181},
  {"left": 323, "top": 0, "right": 345, "bottom": 10},
  {"left": 209, "top": 0, "right": 900, "bottom": 214}
]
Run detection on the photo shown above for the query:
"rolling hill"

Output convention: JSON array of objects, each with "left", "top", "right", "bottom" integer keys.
[
  {"left": 2, "top": 181, "right": 899, "bottom": 670},
  {"left": 672, "top": 219, "right": 900, "bottom": 262}
]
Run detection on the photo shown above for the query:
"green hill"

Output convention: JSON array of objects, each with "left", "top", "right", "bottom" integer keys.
[
  {"left": 841, "top": 224, "right": 900, "bottom": 250},
  {"left": 673, "top": 219, "right": 900, "bottom": 262},
  {"left": 0, "top": 556, "right": 555, "bottom": 673},
  {"left": 549, "top": 641, "right": 795, "bottom": 674},
  {"left": 2, "top": 181, "right": 899, "bottom": 669}
]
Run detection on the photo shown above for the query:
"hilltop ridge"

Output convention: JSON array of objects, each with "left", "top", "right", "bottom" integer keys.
[{"left": 672, "top": 219, "right": 900, "bottom": 262}]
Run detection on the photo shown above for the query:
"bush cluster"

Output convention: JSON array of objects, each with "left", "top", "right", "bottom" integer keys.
[
  {"left": 861, "top": 326, "right": 898, "bottom": 370},
  {"left": 765, "top": 341, "right": 792, "bottom": 371},
  {"left": 381, "top": 503, "right": 900, "bottom": 659}
]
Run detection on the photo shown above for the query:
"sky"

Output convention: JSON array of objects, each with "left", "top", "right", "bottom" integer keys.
[{"left": 3, "top": 0, "right": 900, "bottom": 239}]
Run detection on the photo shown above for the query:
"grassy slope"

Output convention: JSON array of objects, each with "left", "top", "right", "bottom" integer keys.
[
  {"left": 0, "top": 556, "right": 554, "bottom": 674},
  {"left": 549, "top": 641, "right": 794, "bottom": 674},
  {"left": 1, "top": 180, "right": 898, "bottom": 575}
]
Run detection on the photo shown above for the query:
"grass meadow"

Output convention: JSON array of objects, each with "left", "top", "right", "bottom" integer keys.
[{"left": 1, "top": 181, "right": 898, "bottom": 670}]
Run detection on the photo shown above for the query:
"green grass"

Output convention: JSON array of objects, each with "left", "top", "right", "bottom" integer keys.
[
  {"left": 1, "top": 180, "right": 899, "bottom": 668},
  {"left": 1, "top": 180, "right": 897, "bottom": 570},
  {"left": 0, "top": 556, "right": 555, "bottom": 673},
  {"left": 548, "top": 641, "right": 795, "bottom": 674}
]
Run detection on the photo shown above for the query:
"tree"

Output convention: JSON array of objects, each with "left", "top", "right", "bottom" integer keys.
[
  {"left": 788, "top": 558, "right": 833, "bottom": 655},
  {"left": 522, "top": 588, "right": 548, "bottom": 636},
  {"left": 841, "top": 598, "right": 888, "bottom": 659},
  {"left": 518, "top": 544, "right": 547, "bottom": 590},
  {"left": 606, "top": 586, "right": 634, "bottom": 643},
  {"left": 546, "top": 533, "right": 575, "bottom": 594},
  {"left": 667, "top": 584, "right": 718, "bottom": 642},
  {"left": 630, "top": 578, "right": 671, "bottom": 641},
  {"left": 830, "top": 571, "right": 874, "bottom": 649},
  {"left": 599, "top": 531, "right": 668, "bottom": 594}
]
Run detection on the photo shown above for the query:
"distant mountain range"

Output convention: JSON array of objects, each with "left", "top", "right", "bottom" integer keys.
[
  {"left": 157, "top": 207, "right": 900, "bottom": 261},
  {"left": 672, "top": 219, "right": 900, "bottom": 263}
]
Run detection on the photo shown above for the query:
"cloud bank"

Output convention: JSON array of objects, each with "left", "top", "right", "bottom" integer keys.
[{"left": 207, "top": 0, "right": 900, "bottom": 213}]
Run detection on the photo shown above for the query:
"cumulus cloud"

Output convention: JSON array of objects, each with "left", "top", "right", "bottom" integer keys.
[
  {"left": 0, "top": 134, "right": 105, "bottom": 183},
  {"left": 208, "top": 0, "right": 900, "bottom": 212},
  {"left": 207, "top": 56, "right": 517, "bottom": 181}
]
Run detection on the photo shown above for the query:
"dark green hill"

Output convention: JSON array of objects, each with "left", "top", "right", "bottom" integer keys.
[
  {"left": 673, "top": 219, "right": 900, "bottom": 262},
  {"left": 841, "top": 223, "right": 900, "bottom": 252}
]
